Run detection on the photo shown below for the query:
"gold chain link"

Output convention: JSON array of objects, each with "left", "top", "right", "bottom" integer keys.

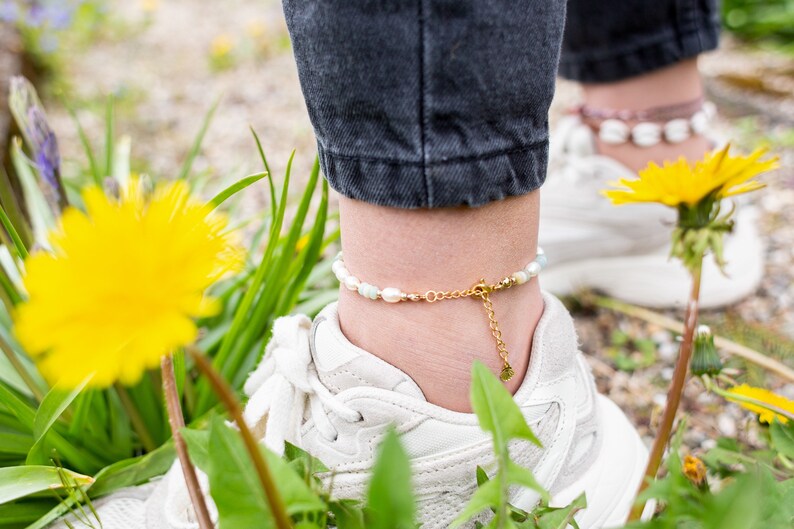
[{"left": 411, "top": 275, "right": 517, "bottom": 381}]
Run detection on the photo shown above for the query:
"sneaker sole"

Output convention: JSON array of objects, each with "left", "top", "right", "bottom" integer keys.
[
  {"left": 540, "top": 208, "right": 763, "bottom": 309},
  {"left": 549, "top": 395, "right": 650, "bottom": 528}
]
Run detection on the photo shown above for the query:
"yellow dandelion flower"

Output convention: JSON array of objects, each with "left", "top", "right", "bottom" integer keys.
[
  {"left": 14, "top": 180, "right": 244, "bottom": 388},
  {"left": 682, "top": 455, "right": 706, "bottom": 486},
  {"left": 603, "top": 145, "right": 778, "bottom": 208},
  {"left": 210, "top": 34, "right": 234, "bottom": 59},
  {"left": 725, "top": 384, "right": 794, "bottom": 424}
]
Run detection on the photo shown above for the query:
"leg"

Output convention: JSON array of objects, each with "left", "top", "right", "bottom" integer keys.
[
  {"left": 283, "top": 0, "right": 565, "bottom": 411},
  {"left": 560, "top": 0, "right": 719, "bottom": 171}
]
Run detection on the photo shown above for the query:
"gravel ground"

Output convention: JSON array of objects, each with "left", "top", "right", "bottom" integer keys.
[{"left": 42, "top": 0, "right": 794, "bottom": 453}]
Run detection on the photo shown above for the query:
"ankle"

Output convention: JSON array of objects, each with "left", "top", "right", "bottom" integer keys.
[
  {"left": 581, "top": 58, "right": 711, "bottom": 171},
  {"left": 335, "top": 193, "right": 543, "bottom": 412}
]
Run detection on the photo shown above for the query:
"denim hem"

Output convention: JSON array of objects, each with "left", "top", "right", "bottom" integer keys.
[
  {"left": 319, "top": 141, "right": 548, "bottom": 209},
  {"left": 558, "top": 25, "right": 719, "bottom": 83}
]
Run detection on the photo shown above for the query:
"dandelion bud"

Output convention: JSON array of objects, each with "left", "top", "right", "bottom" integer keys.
[{"left": 690, "top": 324, "right": 722, "bottom": 376}]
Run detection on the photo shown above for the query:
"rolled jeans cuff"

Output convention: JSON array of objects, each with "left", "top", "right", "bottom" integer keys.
[
  {"left": 319, "top": 140, "right": 548, "bottom": 209},
  {"left": 559, "top": 24, "right": 719, "bottom": 83}
]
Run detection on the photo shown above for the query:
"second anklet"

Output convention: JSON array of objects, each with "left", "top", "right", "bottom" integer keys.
[{"left": 331, "top": 248, "right": 547, "bottom": 382}]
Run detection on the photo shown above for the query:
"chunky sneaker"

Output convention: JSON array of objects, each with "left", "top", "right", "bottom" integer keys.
[
  {"left": 132, "top": 293, "right": 647, "bottom": 529},
  {"left": 540, "top": 115, "right": 764, "bottom": 309}
]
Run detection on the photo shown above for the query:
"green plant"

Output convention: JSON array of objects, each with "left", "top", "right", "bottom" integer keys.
[{"left": 0, "top": 78, "right": 336, "bottom": 527}]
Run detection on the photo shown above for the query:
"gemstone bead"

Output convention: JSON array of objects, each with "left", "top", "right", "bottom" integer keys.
[
  {"left": 358, "top": 282, "right": 378, "bottom": 300},
  {"left": 535, "top": 254, "right": 548, "bottom": 270},
  {"left": 381, "top": 287, "right": 403, "bottom": 303}
]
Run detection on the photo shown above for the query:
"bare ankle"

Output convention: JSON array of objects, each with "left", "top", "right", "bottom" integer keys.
[{"left": 336, "top": 194, "right": 544, "bottom": 412}]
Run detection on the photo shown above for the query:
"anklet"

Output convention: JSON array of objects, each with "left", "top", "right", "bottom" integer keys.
[
  {"left": 575, "top": 99, "right": 716, "bottom": 148},
  {"left": 331, "top": 248, "right": 547, "bottom": 382}
]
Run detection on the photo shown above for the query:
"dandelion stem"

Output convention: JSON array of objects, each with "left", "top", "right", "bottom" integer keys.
[
  {"left": 629, "top": 259, "right": 702, "bottom": 521},
  {"left": 0, "top": 334, "right": 44, "bottom": 401},
  {"left": 188, "top": 347, "right": 292, "bottom": 529},
  {"left": 113, "top": 383, "right": 157, "bottom": 453},
  {"left": 161, "top": 355, "right": 214, "bottom": 529}
]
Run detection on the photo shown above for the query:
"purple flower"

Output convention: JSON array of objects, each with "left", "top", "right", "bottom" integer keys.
[
  {"left": 0, "top": 1, "right": 19, "bottom": 23},
  {"left": 9, "top": 76, "right": 66, "bottom": 207}
]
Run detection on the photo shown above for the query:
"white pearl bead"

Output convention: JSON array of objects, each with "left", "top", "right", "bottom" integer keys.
[
  {"left": 599, "top": 119, "right": 630, "bottom": 144},
  {"left": 381, "top": 287, "right": 403, "bottom": 303},
  {"left": 536, "top": 246, "right": 545, "bottom": 256},
  {"left": 703, "top": 101, "right": 716, "bottom": 120},
  {"left": 664, "top": 119, "right": 691, "bottom": 144},
  {"left": 344, "top": 275, "right": 360, "bottom": 291},
  {"left": 512, "top": 271, "right": 529, "bottom": 285},
  {"left": 690, "top": 111, "right": 709, "bottom": 135},
  {"left": 526, "top": 261, "right": 542, "bottom": 277},
  {"left": 332, "top": 260, "right": 348, "bottom": 281},
  {"left": 631, "top": 122, "right": 662, "bottom": 147}
]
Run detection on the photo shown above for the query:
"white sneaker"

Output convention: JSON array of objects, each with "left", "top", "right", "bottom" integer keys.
[
  {"left": 52, "top": 294, "right": 647, "bottom": 528},
  {"left": 143, "top": 293, "right": 647, "bottom": 529},
  {"left": 540, "top": 115, "right": 764, "bottom": 309}
]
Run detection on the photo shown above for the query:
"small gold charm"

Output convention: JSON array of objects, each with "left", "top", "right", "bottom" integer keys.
[{"left": 499, "top": 363, "right": 515, "bottom": 382}]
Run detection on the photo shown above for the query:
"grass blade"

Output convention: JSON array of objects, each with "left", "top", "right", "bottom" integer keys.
[
  {"left": 209, "top": 171, "right": 268, "bottom": 210},
  {"left": 177, "top": 98, "right": 220, "bottom": 181}
]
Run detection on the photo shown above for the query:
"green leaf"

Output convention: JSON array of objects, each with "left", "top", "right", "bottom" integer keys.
[
  {"left": 33, "top": 379, "right": 89, "bottom": 442},
  {"left": 450, "top": 478, "right": 500, "bottom": 528},
  {"left": 200, "top": 416, "right": 323, "bottom": 529},
  {"left": 770, "top": 420, "right": 794, "bottom": 460},
  {"left": 330, "top": 499, "right": 366, "bottom": 529},
  {"left": 178, "top": 98, "right": 219, "bottom": 181},
  {"left": 0, "top": 466, "right": 92, "bottom": 504},
  {"left": 0, "top": 204, "right": 28, "bottom": 261},
  {"left": 470, "top": 362, "right": 541, "bottom": 453},
  {"left": 89, "top": 441, "right": 176, "bottom": 497},
  {"left": 506, "top": 461, "right": 549, "bottom": 503},
  {"left": 537, "top": 493, "right": 586, "bottom": 529},
  {"left": 104, "top": 95, "right": 115, "bottom": 179},
  {"left": 366, "top": 429, "right": 416, "bottom": 529},
  {"left": 64, "top": 101, "right": 102, "bottom": 185},
  {"left": 209, "top": 171, "right": 268, "bottom": 210},
  {"left": 0, "top": 500, "right": 54, "bottom": 525}
]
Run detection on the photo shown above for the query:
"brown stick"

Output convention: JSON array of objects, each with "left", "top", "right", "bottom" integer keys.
[
  {"left": 161, "top": 355, "right": 214, "bottom": 529},
  {"left": 594, "top": 296, "right": 794, "bottom": 383},
  {"left": 628, "top": 261, "right": 702, "bottom": 521},
  {"left": 188, "top": 348, "right": 292, "bottom": 529}
]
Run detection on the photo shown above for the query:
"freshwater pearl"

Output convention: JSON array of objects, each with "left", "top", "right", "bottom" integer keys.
[
  {"left": 690, "top": 111, "right": 709, "bottom": 135},
  {"left": 512, "top": 271, "right": 529, "bottom": 285},
  {"left": 344, "top": 275, "right": 360, "bottom": 291},
  {"left": 664, "top": 119, "right": 691, "bottom": 143},
  {"left": 526, "top": 261, "right": 542, "bottom": 277},
  {"left": 631, "top": 122, "right": 662, "bottom": 147},
  {"left": 599, "top": 119, "right": 630, "bottom": 144},
  {"left": 703, "top": 101, "right": 717, "bottom": 120},
  {"left": 536, "top": 246, "right": 545, "bottom": 256},
  {"left": 332, "top": 260, "right": 348, "bottom": 281},
  {"left": 381, "top": 287, "right": 403, "bottom": 303}
]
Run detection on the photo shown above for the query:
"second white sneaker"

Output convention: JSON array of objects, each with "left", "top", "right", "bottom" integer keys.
[{"left": 540, "top": 115, "right": 764, "bottom": 309}]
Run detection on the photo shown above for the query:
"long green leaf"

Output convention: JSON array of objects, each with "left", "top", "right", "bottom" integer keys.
[
  {"left": 209, "top": 171, "right": 268, "bottom": 210},
  {"left": 366, "top": 429, "right": 415, "bottom": 529},
  {"left": 178, "top": 98, "right": 220, "bottom": 181},
  {"left": 33, "top": 380, "right": 89, "bottom": 443},
  {"left": 0, "top": 204, "right": 28, "bottom": 261},
  {"left": 250, "top": 128, "right": 276, "bottom": 227},
  {"left": 0, "top": 500, "right": 53, "bottom": 525},
  {"left": 88, "top": 441, "right": 175, "bottom": 497},
  {"left": 0, "top": 466, "right": 92, "bottom": 504},
  {"left": 104, "top": 95, "right": 114, "bottom": 179},
  {"left": 10, "top": 140, "right": 56, "bottom": 247},
  {"left": 470, "top": 361, "right": 540, "bottom": 454},
  {"left": 65, "top": 103, "right": 102, "bottom": 185}
]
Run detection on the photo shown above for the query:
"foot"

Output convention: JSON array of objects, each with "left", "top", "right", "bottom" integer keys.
[
  {"left": 539, "top": 115, "right": 764, "bottom": 309},
  {"left": 143, "top": 294, "right": 647, "bottom": 528}
]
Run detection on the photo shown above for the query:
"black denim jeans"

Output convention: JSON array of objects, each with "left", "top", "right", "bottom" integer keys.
[{"left": 282, "top": 0, "right": 719, "bottom": 209}]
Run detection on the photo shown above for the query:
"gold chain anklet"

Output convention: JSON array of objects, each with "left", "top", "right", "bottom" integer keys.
[{"left": 331, "top": 248, "right": 547, "bottom": 382}]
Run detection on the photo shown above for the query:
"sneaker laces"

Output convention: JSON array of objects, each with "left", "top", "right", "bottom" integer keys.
[{"left": 242, "top": 315, "right": 363, "bottom": 455}]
